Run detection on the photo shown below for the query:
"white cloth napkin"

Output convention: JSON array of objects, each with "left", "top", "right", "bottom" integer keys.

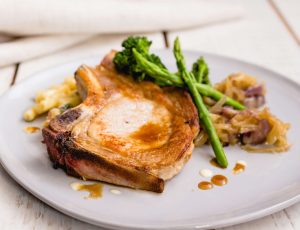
[
  {"left": 0, "top": 0, "right": 243, "bottom": 67},
  {"left": 0, "top": 35, "right": 93, "bottom": 67}
]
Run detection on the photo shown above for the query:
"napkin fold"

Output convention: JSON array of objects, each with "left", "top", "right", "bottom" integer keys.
[
  {"left": 0, "top": 35, "right": 92, "bottom": 67},
  {"left": 0, "top": 0, "right": 243, "bottom": 67},
  {"left": 0, "top": 0, "right": 243, "bottom": 35}
]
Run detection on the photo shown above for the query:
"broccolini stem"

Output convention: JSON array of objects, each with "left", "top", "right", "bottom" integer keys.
[
  {"left": 195, "top": 83, "right": 245, "bottom": 110},
  {"left": 133, "top": 48, "right": 245, "bottom": 110},
  {"left": 133, "top": 48, "right": 183, "bottom": 87},
  {"left": 173, "top": 37, "right": 228, "bottom": 168}
]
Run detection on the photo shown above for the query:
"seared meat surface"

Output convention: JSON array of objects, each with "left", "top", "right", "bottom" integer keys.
[{"left": 42, "top": 51, "right": 199, "bottom": 193}]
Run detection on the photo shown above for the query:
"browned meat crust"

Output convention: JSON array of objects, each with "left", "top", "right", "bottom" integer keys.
[{"left": 42, "top": 51, "right": 199, "bottom": 193}]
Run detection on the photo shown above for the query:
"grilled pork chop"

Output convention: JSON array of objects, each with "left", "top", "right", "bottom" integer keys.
[{"left": 42, "top": 51, "right": 199, "bottom": 193}]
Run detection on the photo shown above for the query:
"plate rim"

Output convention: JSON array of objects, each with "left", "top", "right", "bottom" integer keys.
[{"left": 1, "top": 49, "right": 300, "bottom": 230}]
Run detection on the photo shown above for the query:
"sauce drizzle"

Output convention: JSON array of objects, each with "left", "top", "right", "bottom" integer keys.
[
  {"left": 23, "top": 126, "right": 40, "bottom": 134},
  {"left": 130, "top": 122, "right": 168, "bottom": 143},
  {"left": 233, "top": 162, "right": 246, "bottom": 175},
  {"left": 71, "top": 182, "right": 103, "bottom": 199},
  {"left": 198, "top": 181, "right": 213, "bottom": 190},
  {"left": 211, "top": 174, "right": 228, "bottom": 186}
]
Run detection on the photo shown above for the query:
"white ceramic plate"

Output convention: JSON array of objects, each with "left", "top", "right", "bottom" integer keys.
[{"left": 0, "top": 50, "right": 300, "bottom": 230}]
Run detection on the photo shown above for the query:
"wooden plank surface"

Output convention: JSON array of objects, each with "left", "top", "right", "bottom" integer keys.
[
  {"left": 0, "top": 65, "right": 15, "bottom": 95},
  {"left": 273, "top": 0, "right": 300, "bottom": 43},
  {"left": 168, "top": 0, "right": 300, "bottom": 83},
  {"left": 222, "top": 211, "right": 295, "bottom": 230}
]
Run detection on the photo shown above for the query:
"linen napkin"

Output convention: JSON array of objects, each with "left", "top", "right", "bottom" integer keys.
[{"left": 0, "top": 0, "right": 243, "bottom": 67}]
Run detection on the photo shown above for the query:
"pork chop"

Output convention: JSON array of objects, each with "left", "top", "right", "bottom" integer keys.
[{"left": 42, "top": 51, "right": 199, "bottom": 193}]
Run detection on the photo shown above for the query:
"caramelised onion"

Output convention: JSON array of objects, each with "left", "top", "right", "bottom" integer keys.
[
  {"left": 221, "top": 107, "right": 238, "bottom": 119},
  {"left": 244, "top": 96, "right": 265, "bottom": 109},
  {"left": 245, "top": 84, "right": 265, "bottom": 97},
  {"left": 209, "top": 96, "right": 227, "bottom": 114},
  {"left": 242, "top": 119, "right": 271, "bottom": 145},
  {"left": 194, "top": 130, "right": 208, "bottom": 147},
  {"left": 199, "top": 108, "right": 290, "bottom": 152},
  {"left": 193, "top": 73, "right": 289, "bottom": 153}
]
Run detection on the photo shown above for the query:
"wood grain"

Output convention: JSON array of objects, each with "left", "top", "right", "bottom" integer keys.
[
  {"left": 273, "top": 0, "right": 300, "bottom": 45},
  {"left": 221, "top": 212, "right": 295, "bottom": 230},
  {"left": 168, "top": 0, "right": 300, "bottom": 83},
  {"left": 0, "top": 65, "right": 15, "bottom": 95}
]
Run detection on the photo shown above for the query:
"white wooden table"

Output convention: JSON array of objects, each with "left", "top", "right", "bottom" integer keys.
[{"left": 1, "top": 0, "right": 300, "bottom": 229}]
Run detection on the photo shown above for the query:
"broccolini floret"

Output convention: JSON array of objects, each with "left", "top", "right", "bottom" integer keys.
[{"left": 113, "top": 36, "right": 166, "bottom": 81}]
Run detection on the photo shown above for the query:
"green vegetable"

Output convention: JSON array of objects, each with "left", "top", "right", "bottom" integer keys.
[
  {"left": 195, "top": 83, "right": 245, "bottom": 110},
  {"left": 112, "top": 36, "right": 246, "bottom": 168},
  {"left": 113, "top": 36, "right": 166, "bottom": 81},
  {"left": 132, "top": 47, "right": 245, "bottom": 110},
  {"left": 192, "top": 57, "right": 210, "bottom": 85},
  {"left": 132, "top": 48, "right": 183, "bottom": 87},
  {"left": 173, "top": 37, "right": 228, "bottom": 168}
]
